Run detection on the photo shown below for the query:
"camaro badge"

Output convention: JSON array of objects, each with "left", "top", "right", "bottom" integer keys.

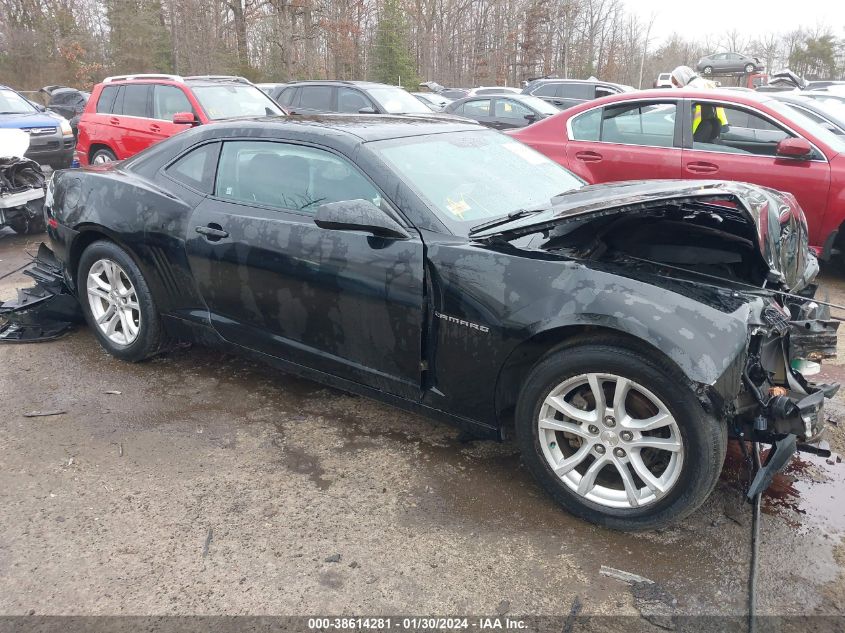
[{"left": 434, "top": 311, "right": 489, "bottom": 333}]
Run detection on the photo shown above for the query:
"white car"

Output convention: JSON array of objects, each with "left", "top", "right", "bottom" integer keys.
[{"left": 654, "top": 73, "right": 673, "bottom": 88}]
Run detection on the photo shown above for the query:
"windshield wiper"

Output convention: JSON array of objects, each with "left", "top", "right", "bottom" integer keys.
[{"left": 468, "top": 208, "right": 546, "bottom": 236}]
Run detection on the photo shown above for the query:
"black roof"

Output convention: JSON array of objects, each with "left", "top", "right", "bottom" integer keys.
[
  {"left": 127, "top": 114, "right": 482, "bottom": 175},
  {"left": 283, "top": 80, "right": 400, "bottom": 89},
  {"left": 213, "top": 114, "right": 478, "bottom": 141}
]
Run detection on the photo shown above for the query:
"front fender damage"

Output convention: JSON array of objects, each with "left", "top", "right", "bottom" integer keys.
[{"left": 725, "top": 288, "right": 839, "bottom": 444}]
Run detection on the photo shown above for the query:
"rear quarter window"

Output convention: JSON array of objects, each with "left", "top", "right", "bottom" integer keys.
[
  {"left": 96, "top": 85, "right": 120, "bottom": 114},
  {"left": 165, "top": 142, "right": 220, "bottom": 193}
]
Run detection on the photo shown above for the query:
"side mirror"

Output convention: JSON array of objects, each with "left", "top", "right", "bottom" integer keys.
[
  {"left": 172, "top": 111, "right": 198, "bottom": 125},
  {"left": 524, "top": 113, "right": 538, "bottom": 122},
  {"left": 358, "top": 106, "right": 377, "bottom": 114},
  {"left": 776, "top": 137, "right": 813, "bottom": 159},
  {"left": 314, "top": 199, "right": 410, "bottom": 240}
]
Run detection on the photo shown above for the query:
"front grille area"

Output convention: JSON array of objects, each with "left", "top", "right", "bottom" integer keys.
[{"left": 21, "top": 127, "right": 57, "bottom": 136}]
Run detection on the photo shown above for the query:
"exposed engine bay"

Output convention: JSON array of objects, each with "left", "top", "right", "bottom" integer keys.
[{"left": 516, "top": 193, "right": 840, "bottom": 446}]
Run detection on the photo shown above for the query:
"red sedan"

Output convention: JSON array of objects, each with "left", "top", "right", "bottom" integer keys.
[{"left": 509, "top": 88, "right": 845, "bottom": 257}]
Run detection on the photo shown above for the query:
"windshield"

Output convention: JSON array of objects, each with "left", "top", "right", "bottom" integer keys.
[
  {"left": 518, "top": 95, "right": 560, "bottom": 115},
  {"left": 191, "top": 84, "right": 284, "bottom": 120},
  {"left": 369, "top": 130, "right": 584, "bottom": 232},
  {"left": 768, "top": 99, "right": 845, "bottom": 154},
  {"left": 0, "top": 89, "right": 37, "bottom": 114},
  {"left": 368, "top": 87, "right": 432, "bottom": 114}
]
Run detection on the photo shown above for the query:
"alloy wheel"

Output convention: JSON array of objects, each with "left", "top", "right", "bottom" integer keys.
[
  {"left": 538, "top": 373, "right": 684, "bottom": 509},
  {"left": 92, "top": 153, "right": 113, "bottom": 164},
  {"left": 86, "top": 258, "right": 141, "bottom": 345}
]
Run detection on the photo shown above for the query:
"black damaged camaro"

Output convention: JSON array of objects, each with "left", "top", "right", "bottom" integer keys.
[{"left": 44, "top": 115, "right": 838, "bottom": 530}]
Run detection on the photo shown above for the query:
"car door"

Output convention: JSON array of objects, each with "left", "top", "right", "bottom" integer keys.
[
  {"left": 337, "top": 87, "right": 377, "bottom": 114},
  {"left": 564, "top": 99, "right": 683, "bottom": 183},
  {"left": 680, "top": 99, "right": 831, "bottom": 238},
  {"left": 113, "top": 83, "right": 156, "bottom": 158},
  {"left": 150, "top": 84, "right": 196, "bottom": 144},
  {"left": 530, "top": 83, "right": 563, "bottom": 109},
  {"left": 460, "top": 98, "right": 494, "bottom": 127},
  {"left": 491, "top": 97, "right": 535, "bottom": 129},
  {"left": 185, "top": 139, "right": 425, "bottom": 399},
  {"left": 292, "top": 85, "right": 335, "bottom": 114}
]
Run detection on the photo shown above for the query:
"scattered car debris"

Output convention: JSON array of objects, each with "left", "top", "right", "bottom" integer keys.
[
  {"left": 104, "top": 390, "right": 122, "bottom": 395},
  {"left": 324, "top": 553, "right": 342, "bottom": 563},
  {"left": 599, "top": 565, "right": 655, "bottom": 585},
  {"left": 23, "top": 410, "right": 66, "bottom": 418},
  {"left": 0, "top": 243, "right": 83, "bottom": 343}
]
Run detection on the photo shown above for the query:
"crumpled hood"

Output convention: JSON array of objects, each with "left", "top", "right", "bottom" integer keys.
[{"left": 471, "top": 179, "right": 815, "bottom": 292}]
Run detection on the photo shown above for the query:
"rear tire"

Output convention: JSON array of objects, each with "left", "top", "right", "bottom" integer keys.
[
  {"left": 90, "top": 148, "right": 117, "bottom": 164},
  {"left": 702, "top": 66, "right": 713, "bottom": 75},
  {"left": 744, "top": 63, "right": 755, "bottom": 74},
  {"left": 77, "top": 240, "right": 163, "bottom": 362},
  {"left": 515, "top": 341, "right": 726, "bottom": 531}
]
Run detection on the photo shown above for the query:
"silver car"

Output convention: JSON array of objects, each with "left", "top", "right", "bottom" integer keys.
[{"left": 697, "top": 52, "right": 762, "bottom": 75}]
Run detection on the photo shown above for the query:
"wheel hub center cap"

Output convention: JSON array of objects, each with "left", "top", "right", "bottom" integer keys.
[{"left": 600, "top": 430, "right": 619, "bottom": 447}]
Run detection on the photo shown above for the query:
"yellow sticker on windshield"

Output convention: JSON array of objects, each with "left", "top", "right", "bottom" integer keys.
[{"left": 446, "top": 197, "right": 471, "bottom": 218}]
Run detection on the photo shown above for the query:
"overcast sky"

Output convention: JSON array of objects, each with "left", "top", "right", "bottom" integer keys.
[{"left": 624, "top": 0, "right": 844, "bottom": 43}]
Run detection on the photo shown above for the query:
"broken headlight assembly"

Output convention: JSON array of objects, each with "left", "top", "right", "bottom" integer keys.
[{"left": 737, "top": 293, "right": 839, "bottom": 443}]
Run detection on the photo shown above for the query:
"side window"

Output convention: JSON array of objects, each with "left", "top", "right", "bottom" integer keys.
[
  {"left": 694, "top": 103, "right": 792, "bottom": 155},
  {"left": 214, "top": 141, "right": 381, "bottom": 213},
  {"left": 277, "top": 87, "right": 297, "bottom": 106},
  {"left": 570, "top": 108, "right": 601, "bottom": 141},
  {"left": 532, "top": 83, "right": 558, "bottom": 97},
  {"left": 463, "top": 99, "right": 491, "bottom": 117},
  {"left": 298, "top": 86, "right": 333, "bottom": 110},
  {"left": 600, "top": 102, "right": 677, "bottom": 147},
  {"left": 595, "top": 86, "right": 617, "bottom": 98},
  {"left": 122, "top": 84, "right": 151, "bottom": 117},
  {"left": 166, "top": 142, "right": 220, "bottom": 193},
  {"left": 96, "top": 85, "right": 120, "bottom": 114},
  {"left": 338, "top": 87, "right": 372, "bottom": 113},
  {"left": 495, "top": 99, "right": 531, "bottom": 119},
  {"left": 560, "top": 83, "right": 593, "bottom": 99},
  {"left": 153, "top": 85, "right": 193, "bottom": 120}
]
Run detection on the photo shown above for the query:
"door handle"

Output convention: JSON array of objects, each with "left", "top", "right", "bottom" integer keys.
[
  {"left": 686, "top": 161, "right": 719, "bottom": 174},
  {"left": 109, "top": 117, "right": 120, "bottom": 125},
  {"left": 575, "top": 150, "right": 602, "bottom": 162},
  {"left": 149, "top": 124, "right": 161, "bottom": 133},
  {"left": 196, "top": 224, "right": 229, "bottom": 241}
]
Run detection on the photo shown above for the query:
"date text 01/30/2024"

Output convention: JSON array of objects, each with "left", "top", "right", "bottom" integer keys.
[{"left": 306, "top": 617, "right": 528, "bottom": 630}]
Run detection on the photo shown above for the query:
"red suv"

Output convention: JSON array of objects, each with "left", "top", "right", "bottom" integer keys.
[
  {"left": 510, "top": 88, "right": 845, "bottom": 259},
  {"left": 76, "top": 74, "right": 285, "bottom": 165}
]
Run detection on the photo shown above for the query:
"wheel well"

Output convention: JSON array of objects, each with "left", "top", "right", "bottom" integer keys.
[
  {"left": 68, "top": 230, "right": 112, "bottom": 286},
  {"left": 494, "top": 325, "right": 689, "bottom": 435},
  {"left": 88, "top": 143, "right": 115, "bottom": 162}
]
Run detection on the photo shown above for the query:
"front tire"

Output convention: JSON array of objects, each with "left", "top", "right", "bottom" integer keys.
[
  {"left": 702, "top": 66, "right": 713, "bottom": 75},
  {"left": 77, "top": 240, "right": 163, "bottom": 362},
  {"left": 744, "top": 63, "right": 755, "bottom": 74},
  {"left": 515, "top": 342, "right": 726, "bottom": 531}
]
